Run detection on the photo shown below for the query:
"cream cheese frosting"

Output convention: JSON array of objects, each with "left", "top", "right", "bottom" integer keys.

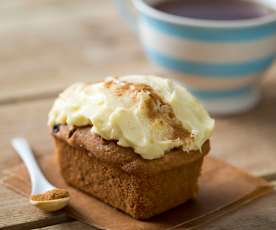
[{"left": 48, "top": 75, "right": 214, "bottom": 159}]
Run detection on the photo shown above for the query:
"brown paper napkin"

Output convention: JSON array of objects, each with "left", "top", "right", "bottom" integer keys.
[{"left": 1, "top": 155, "right": 272, "bottom": 230}]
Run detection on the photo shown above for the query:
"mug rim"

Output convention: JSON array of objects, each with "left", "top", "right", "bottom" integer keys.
[{"left": 133, "top": 0, "right": 276, "bottom": 28}]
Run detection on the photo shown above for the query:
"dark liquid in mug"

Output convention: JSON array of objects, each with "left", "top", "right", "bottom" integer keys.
[{"left": 153, "top": 0, "right": 274, "bottom": 20}]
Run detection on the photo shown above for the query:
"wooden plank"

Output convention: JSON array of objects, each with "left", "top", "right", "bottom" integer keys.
[
  {"left": 0, "top": 76, "right": 275, "bottom": 228},
  {"left": 200, "top": 191, "right": 276, "bottom": 230},
  {"left": 0, "top": 0, "right": 147, "bottom": 228},
  {"left": 0, "top": 99, "right": 94, "bottom": 229},
  {"left": 0, "top": 0, "right": 273, "bottom": 229},
  {"left": 33, "top": 186, "right": 276, "bottom": 230},
  {"left": 0, "top": 185, "right": 69, "bottom": 230},
  {"left": 0, "top": 99, "right": 53, "bottom": 174},
  {"left": 1, "top": 72, "right": 276, "bottom": 175},
  {"left": 30, "top": 181, "right": 276, "bottom": 230},
  {"left": 0, "top": 98, "right": 85, "bottom": 229},
  {"left": 0, "top": 2, "right": 275, "bottom": 227},
  {"left": 0, "top": 0, "right": 155, "bottom": 104},
  {"left": 36, "top": 221, "right": 96, "bottom": 230}
]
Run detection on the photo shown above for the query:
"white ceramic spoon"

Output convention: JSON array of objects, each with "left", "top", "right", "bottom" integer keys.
[{"left": 11, "top": 137, "right": 70, "bottom": 212}]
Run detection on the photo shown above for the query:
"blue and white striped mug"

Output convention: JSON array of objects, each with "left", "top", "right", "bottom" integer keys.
[{"left": 116, "top": 0, "right": 276, "bottom": 114}]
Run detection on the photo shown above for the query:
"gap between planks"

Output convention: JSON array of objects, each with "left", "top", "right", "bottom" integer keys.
[
  {"left": 0, "top": 216, "right": 72, "bottom": 230},
  {"left": 2, "top": 180, "right": 276, "bottom": 230},
  {"left": 0, "top": 184, "right": 71, "bottom": 230},
  {"left": 0, "top": 89, "right": 60, "bottom": 106}
]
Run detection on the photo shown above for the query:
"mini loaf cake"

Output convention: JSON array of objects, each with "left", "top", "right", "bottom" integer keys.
[{"left": 48, "top": 75, "right": 214, "bottom": 219}]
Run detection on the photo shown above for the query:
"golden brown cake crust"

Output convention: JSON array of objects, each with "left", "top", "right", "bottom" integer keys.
[
  {"left": 52, "top": 125, "right": 209, "bottom": 176},
  {"left": 51, "top": 125, "right": 209, "bottom": 219},
  {"left": 54, "top": 137, "right": 205, "bottom": 219}
]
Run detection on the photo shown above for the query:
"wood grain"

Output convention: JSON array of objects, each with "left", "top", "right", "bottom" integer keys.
[
  {"left": 31, "top": 184, "right": 276, "bottom": 230},
  {"left": 0, "top": 0, "right": 276, "bottom": 229},
  {"left": 0, "top": 0, "right": 156, "bottom": 104},
  {"left": 34, "top": 190, "right": 276, "bottom": 230},
  {"left": 0, "top": 99, "right": 68, "bottom": 229},
  {"left": 1, "top": 71, "right": 276, "bottom": 176},
  {"left": 36, "top": 221, "right": 96, "bottom": 230},
  {"left": 200, "top": 192, "right": 276, "bottom": 230},
  {"left": 0, "top": 185, "right": 69, "bottom": 229},
  {"left": 0, "top": 82, "right": 275, "bottom": 228},
  {"left": 0, "top": 99, "right": 52, "bottom": 175}
]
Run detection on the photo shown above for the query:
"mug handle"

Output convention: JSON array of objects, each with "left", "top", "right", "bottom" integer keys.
[{"left": 114, "top": 0, "right": 138, "bottom": 32}]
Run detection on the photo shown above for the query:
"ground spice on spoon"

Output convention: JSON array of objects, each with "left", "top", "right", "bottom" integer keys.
[{"left": 31, "top": 188, "right": 69, "bottom": 201}]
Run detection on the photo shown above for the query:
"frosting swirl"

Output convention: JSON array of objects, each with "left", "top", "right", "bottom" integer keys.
[{"left": 48, "top": 75, "right": 214, "bottom": 159}]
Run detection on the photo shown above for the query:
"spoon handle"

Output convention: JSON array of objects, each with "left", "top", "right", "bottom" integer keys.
[{"left": 11, "top": 138, "right": 53, "bottom": 194}]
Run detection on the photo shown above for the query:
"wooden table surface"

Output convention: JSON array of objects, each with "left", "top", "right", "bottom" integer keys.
[{"left": 0, "top": 0, "right": 276, "bottom": 229}]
